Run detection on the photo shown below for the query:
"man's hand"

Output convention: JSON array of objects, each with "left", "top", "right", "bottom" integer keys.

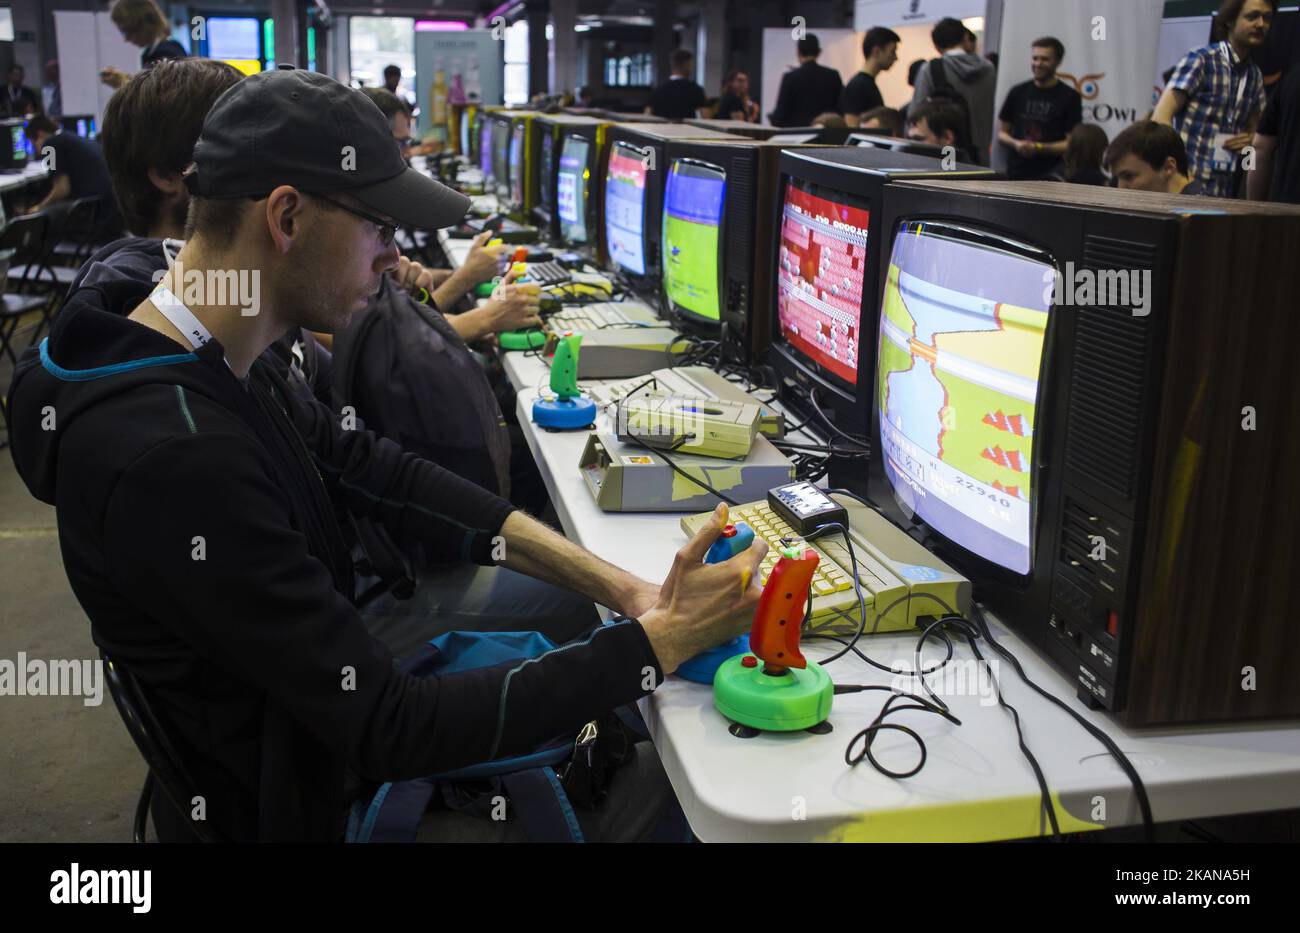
[
  {"left": 99, "top": 67, "right": 129, "bottom": 90},
  {"left": 394, "top": 253, "right": 438, "bottom": 299},
  {"left": 461, "top": 230, "right": 507, "bottom": 285},
  {"left": 1223, "top": 133, "right": 1253, "bottom": 152},
  {"left": 1016, "top": 139, "right": 1037, "bottom": 157},
  {"left": 638, "top": 504, "right": 768, "bottom": 675},
  {"left": 484, "top": 265, "right": 543, "bottom": 332}
]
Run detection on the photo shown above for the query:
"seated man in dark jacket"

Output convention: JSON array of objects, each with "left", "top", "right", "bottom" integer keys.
[
  {"left": 88, "top": 58, "right": 581, "bottom": 657},
  {"left": 8, "top": 68, "right": 766, "bottom": 842}
]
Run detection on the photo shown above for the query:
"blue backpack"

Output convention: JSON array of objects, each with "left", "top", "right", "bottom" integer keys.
[{"left": 346, "top": 630, "right": 658, "bottom": 843}]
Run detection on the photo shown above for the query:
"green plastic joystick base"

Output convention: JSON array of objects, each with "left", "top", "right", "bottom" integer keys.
[{"left": 713, "top": 655, "right": 833, "bottom": 732}]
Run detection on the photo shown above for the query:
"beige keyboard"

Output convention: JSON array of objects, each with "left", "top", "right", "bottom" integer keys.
[
  {"left": 680, "top": 495, "right": 972, "bottom": 636},
  {"left": 547, "top": 302, "right": 659, "bottom": 332}
]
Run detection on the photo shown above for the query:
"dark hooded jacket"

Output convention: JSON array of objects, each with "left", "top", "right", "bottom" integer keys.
[{"left": 5, "top": 251, "right": 661, "bottom": 841}]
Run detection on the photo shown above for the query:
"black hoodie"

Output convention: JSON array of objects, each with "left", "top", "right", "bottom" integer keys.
[{"left": 6, "top": 255, "right": 661, "bottom": 842}]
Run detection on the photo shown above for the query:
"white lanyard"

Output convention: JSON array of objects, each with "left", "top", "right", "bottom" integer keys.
[
  {"left": 161, "top": 238, "right": 183, "bottom": 266},
  {"left": 1222, "top": 43, "right": 1249, "bottom": 113},
  {"left": 152, "top": 285, "right": 212, "bottom": 350}
]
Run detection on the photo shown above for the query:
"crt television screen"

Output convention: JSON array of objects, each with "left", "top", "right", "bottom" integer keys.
[
  {"left": 776, "top": 178, "right": 871, "bottom": 389},
  {"left": 509, "top": 124, "right": 525, "bottom": 206},
  {"left": 877, "top": 221, "right": 1052, "bottom": 575},
  {"left": 539, "top": 132, "right": 554, "bottom": 213},
  {"left": 604, "top": 142, "right": 648, "bottom": 276},
  {"left": 661, "top": 158, "right": 725, "bottom": 323},
  {"left": 479, "top": 121, "right": 493, "bottom": 177},
  {"left": 557, "top": 135, "right": 591, "bottom": 244},
  {"left": 491, "top": 121, "right": 510, "bottom": 193}
]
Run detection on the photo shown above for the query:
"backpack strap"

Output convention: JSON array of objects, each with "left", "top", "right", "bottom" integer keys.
[
  {"left": 346, "top": 778, "right": 438, "bottom": 843},
  {"left": 501, "top": 767, "right": 586, "bottom": 842},
  {"left": 928, "top": 57, "right": 953, "bottom": 93}
]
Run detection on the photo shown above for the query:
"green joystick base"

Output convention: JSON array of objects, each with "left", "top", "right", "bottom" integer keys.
[
  {"left": 500, "top": 328, "right": 546, "bottom": 351},
  {"left": 713, "top": 655, "right": 833, "bottom": 732}
]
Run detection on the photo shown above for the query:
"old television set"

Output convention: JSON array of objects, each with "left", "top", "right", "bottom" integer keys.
[
  {"left": 866, "top": 179, "right": 1300, "bottom": 726},
  {"left": 849, "top": 132, "right": 950, "bottom": 159},
  {"left": 769, "top": 147, "right": 993, "bottom": 437},
  {"left": 58, "top": 114, "right": 97, "bottom": 140},
  {"left": 457, "top": 105, "right": 476, "bottom": 158},
  {"left": 603, "top": 141, "right": 651, "bottom": 284},
  {"left": 533, "top": 114, "right": 608, "bottom": 236},
  {"left": 688, "top": 118, "right": 851, "bottom": 145},
  {"left": 478, "top": 113, "right": 498, "bottom": 182},
  {"left": 489, "top": 115, "right": 511, "bottom": 199},
  {"left": 1, "top": 119, "right": 27, "bottom": 172},
  {"left": 598, "top": 123, "right": 733, "bottom": 295},
  {"left": 556, "top": 133, "right": 595, "bottom": 250},
  {"left": 657, "top": 138, "right": 839, "bottom": 358}
]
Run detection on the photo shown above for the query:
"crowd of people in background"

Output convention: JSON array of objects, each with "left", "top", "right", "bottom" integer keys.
[{"left": 639, "top": 0, "right": 1291, "bottom": 202}]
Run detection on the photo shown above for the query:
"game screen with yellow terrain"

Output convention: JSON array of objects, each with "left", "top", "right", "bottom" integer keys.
[
  {"left": 877, "top": 222, "right": 1051, "bottom": 575},
  {"left": 662, "top": 159, "right": 725, "bottom": 323}
]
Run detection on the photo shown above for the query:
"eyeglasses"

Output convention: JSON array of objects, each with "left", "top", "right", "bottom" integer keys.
[{"left": 310, "top": 191, "right": 397, "bottom": 247}]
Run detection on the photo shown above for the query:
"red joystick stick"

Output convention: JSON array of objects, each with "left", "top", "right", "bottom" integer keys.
[
  {"left": 748, "top": 546, "right": 819, "bottom": 676},
  {"left": 712, "top": 544, "right": 833, "bottom": 732}
]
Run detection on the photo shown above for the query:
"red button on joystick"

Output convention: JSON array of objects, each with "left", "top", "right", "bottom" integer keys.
[{"left": 741, "top": 655, "right": 758, "bottom": 668}]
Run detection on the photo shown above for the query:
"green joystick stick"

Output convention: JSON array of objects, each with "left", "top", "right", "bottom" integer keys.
[
  {"left": 531, "top": 332, "right": 597, "bottom": 430},
  {"left": 713, "top": 544, "right": 833, "bottom": 733}
]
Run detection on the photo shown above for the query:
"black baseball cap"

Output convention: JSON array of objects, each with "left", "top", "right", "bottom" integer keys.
[{"left": 186, "top": 66, "right": 468, "bottom": 230}]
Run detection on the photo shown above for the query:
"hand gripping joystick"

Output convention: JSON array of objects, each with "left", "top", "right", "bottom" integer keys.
[{"left": 674, "top": 521, "right": 755, "bottom": 684}]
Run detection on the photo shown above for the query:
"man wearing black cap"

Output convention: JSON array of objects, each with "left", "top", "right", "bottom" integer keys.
[
  {"left": 6, "top": 68, "right": 765, "bottom": 842},
  {"left": 770, "top": 34, "right": 845, "bottom": 127}
]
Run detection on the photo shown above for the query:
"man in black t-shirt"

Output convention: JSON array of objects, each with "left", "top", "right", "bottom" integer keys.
[
  {"left": 23, "top": 115, "right": 123, "bottom": 232},
  {"left": 646, "top": 49, "right": 707, "bottom": 120},
  {"left": 996, "top": 36, "right": 1082, "bottom": 180},
  {"left": 843, "top": 27, "right": 900, "bottom": 126},
  {"left": 1249, "top": 66, "right": 1300, "bottom": 204}
]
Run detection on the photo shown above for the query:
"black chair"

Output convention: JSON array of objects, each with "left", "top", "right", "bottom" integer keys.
[
  {"left": 9, "top": 196, "right": 100, "bottom": 289},
  {"left": 0, "top": 212, "right": 54, "bottom": 367},
  {"left": 48, "top": 195, "right": 112, "bottom": 267},
  {"left": 101, "top": 652, "right": 225, "bottom": 843}
]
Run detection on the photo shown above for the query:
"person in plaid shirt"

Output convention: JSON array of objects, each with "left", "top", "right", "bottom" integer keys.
[{"left": 1152, "top": 0, "right": 1275, "bottom": 198}]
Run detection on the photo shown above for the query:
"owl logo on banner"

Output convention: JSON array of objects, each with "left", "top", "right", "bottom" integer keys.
[
  {"left": 1058, "top": 70, "right": 1140, "bottom": 124},
  {"left": 1057, "top": 71, "right": 1106, "bottom": 100}
]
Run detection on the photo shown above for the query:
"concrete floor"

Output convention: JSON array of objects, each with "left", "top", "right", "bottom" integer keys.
[{"left": 0, "top": 342, "right": 143, "bottom": 843}]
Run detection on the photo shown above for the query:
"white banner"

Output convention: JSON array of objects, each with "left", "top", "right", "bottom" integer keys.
[
  {"left": 53, "top": 10, "right": 140, "bottom": 126},
  {"left": 854, "top": 0, "right": 987, "bottom": 29},
  {"left": 994, "top": 0, "right": 1164, "bottom": 144}
]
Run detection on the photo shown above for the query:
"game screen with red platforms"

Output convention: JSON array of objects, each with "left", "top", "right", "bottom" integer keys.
[{"left": 776, "top": 180, "right": 872, "bottom": 387}]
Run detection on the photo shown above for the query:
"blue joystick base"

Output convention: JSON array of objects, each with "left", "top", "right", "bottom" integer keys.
[
  {"left": 677, "top": 521, "right": 756, "bottom": 684},
  {"left": 677, "top": 635, "right": 750, "bottom": 684},
  {"left": 532, "top": 396, "right": 596, "bottom": 430}
]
